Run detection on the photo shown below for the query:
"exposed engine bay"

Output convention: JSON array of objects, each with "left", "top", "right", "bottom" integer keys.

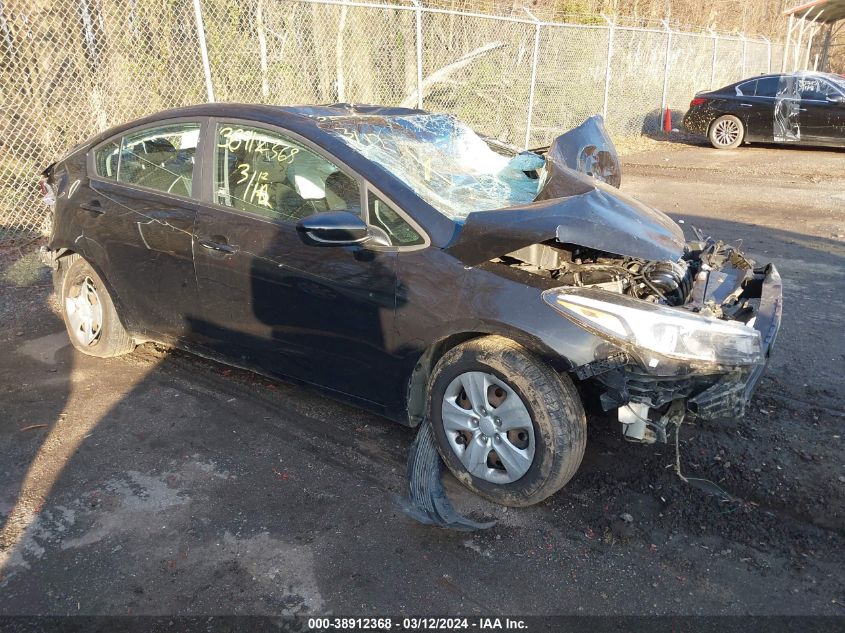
[
  {"left": 492, "top": 235, "right": 780, "bottom": 445},
  {"left": 494, "top": 237, "right": 757, "bottom": 322}
]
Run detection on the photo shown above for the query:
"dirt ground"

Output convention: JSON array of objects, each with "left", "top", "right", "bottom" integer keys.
[{"left": 0, "top": 140, "right": 843, "bottom": 617}]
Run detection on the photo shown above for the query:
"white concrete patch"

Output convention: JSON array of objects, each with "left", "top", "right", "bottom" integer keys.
[
  {"left": 0, "top": 459, "right": 220, "bottom": 577},
  {"left": 0, "top": 505, "right": 75, "bottom": 572},
  {"left": 60, "top": 470, "right": 189, "bottom": 550},
  {"left": 217, "top": 531, "right": 325, "bottom": 614},
  {"left": 15, "top": 331, "right": 70, "bottom": 365},
  {"left": 462, "top": 538, "right": 491, "bottom": 558}
]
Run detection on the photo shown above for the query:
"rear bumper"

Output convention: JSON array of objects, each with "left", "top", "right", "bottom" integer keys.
[{"left": 681, "top": 107, "right": 711, "bottom": 135}]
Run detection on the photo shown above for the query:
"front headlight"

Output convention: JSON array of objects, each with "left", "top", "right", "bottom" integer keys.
[{"left": 543, "top": 287, "right": 762, "bottom": 366}]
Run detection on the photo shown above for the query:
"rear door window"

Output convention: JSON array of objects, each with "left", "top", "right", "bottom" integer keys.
[
  {"left": 755, "top": 76, "right": 781, "bottom": 97},
  {"left": 94, "top": 141, "right": 120, "bottom": 180},
  {"left": 115, "top": 123, "right": 201, "bottom": 197},
  {"left": 736, "top": 80, "right": 756, "bottom": 96}
]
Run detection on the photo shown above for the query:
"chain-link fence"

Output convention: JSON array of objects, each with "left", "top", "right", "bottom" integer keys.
[{"left": 1, "top": 0, "right": 797, "bottom": 243}]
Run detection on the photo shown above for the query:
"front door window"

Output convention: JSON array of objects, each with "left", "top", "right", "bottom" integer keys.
[{"left": 214, "top": 124, "right": 362, "bottom": 223}]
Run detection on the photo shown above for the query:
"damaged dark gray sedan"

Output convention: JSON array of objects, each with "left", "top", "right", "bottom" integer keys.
[{"left": 40, "top": 104, "right": 782, "bottom": 507}]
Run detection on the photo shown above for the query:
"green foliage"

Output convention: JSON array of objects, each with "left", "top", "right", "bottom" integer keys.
[{"left": 551, "top": 0, "right": 604, "bottom": 25}]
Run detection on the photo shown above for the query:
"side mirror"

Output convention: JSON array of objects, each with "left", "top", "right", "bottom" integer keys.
[
  {"left": 296, "top": 210, "right": 370, "bottom": 246},
  {"left": 827, "top": 94, "right": 845, "bottom": 105}
]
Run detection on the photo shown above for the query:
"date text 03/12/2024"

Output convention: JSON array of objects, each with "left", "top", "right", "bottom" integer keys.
[{"left": 306, "top": 617, "right": 529, "bottom": 631}]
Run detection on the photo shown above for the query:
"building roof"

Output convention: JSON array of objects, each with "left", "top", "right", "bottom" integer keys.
[{"left": 785, "top": 0, "right": 845, "bottom": 24}]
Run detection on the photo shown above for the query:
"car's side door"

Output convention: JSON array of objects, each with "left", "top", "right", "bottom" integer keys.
[
  {"left": 829, "top": 90, "right": 845, "bottom": 141},
  {"left": 85, "top": 119, "right": 205, "bottom": 341},
  {"left": 189, "top": 120, "right": 423, "bottom": 407},
  {"left": 797, "top": 78, "right": 839, "bottom": 142},
  {"left": 740, "top": 76, "right": 780, "bottom": 141},
  {"left": 811, "top": 79, "right": 845, "bottom": 142},
  {"left": 730, "top": 79, "right": 770, "bottom": 141}
]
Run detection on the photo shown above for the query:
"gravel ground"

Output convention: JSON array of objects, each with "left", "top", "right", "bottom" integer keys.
[{"left": 0, "top": 140, "right": 843, "bottom": 617}]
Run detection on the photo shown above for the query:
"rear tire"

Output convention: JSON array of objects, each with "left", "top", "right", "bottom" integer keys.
[
  {"left": 708, "top": 114, "right": 744, "bottom": 149},
  {"left": 59, "top": 255, "right": 136, "bottom": 358},
  {"left": 427, "top": 336, "right": 586, "bottom": 507}
]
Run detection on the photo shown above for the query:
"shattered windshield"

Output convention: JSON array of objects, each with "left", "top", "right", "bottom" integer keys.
[{"left": 312, "top": 113, "right": 541, "bottom": 220}]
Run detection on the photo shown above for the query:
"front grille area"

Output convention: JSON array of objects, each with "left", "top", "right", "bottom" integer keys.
[{"left": 624, "top": 370, "right": 723, "bottom": 409}]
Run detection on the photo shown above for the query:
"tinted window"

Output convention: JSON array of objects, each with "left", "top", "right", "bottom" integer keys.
[
  {"left": 367, "top": 191, "right": 423, "bottom": 246},
  {"left": 736, "top": 80, "right": 756, "bottom": 96},
  {"left": 214, "top": 124, "right": 361, "bottom": 223},
  {"left": 117, "top": 123, "right": 200, "bottom": 196},
  {"left": 755, "top": 76, "right": 781, "bottom": 97},
  {"left": 94, "top": 141, "right": 120, "bottom": 179}
]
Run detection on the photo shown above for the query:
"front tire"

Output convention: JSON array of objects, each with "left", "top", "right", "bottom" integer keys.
[
  {"left": 428, "top": 336, "right": 586, "bottom": 507},
  {"left": 708, "top": 114, "right": 744, "bottom": 149},
  {"left": 59, "top": 255, "right": 136, "bottom": 358}
]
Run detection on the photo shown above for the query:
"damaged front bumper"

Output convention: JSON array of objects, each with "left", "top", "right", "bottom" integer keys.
[
  {"left": 689, "top": 264, "right": 782, "bottom": 418},
  {"left": 580, "top": 264, "right": 782, "bottom": 441}
]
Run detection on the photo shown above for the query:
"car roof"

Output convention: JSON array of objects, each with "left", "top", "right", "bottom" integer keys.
[
  {"left": 74, "top": 102, "right": 433, "bottom": 171},
  {"left": 75, "top": 102, "right": 459, "bottom": 246},
  {"left": 90, "top": 102, "right": 426, "bottom": 141},
  {"left": 711, "top": 71, "right": 842, "bottom": 94},
  {"left": 734, "top": 70, "right": 837, "bottom": 83}
]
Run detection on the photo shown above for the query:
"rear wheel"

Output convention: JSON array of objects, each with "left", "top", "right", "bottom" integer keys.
[
  {"left": 59, "top": 255, "right": 135, "bottom": 357},
  {"left": 428, "top": 336, "right": 586, "bottom": 507},
  {"left": 708, "top": 114, "right": 744, "bottom": 149}
]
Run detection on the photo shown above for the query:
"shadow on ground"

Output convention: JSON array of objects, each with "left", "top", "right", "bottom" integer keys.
[{"left": 0, "top": 213, "right": 843, "bottom": 615}]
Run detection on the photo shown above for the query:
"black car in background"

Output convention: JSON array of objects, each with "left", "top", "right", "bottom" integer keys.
[
  {"left": 683, "top": 71, "right": 845, "bottom": 149},
  {"left": 40, "top": 104, "right": 781, "bottom": 507}
]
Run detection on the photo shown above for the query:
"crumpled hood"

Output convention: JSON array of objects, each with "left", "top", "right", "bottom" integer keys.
[
  {"left": 444, "top": 174, "right": 687, "bottom": 266},
  {"left": 445, "top": 116, "right": 686, "bottom": 266}
]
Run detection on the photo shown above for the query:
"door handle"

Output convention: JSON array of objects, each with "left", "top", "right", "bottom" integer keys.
[
  {"left": 739, "top": 103, "right": 753, "bottom": 107},
  {"left": 79, "top": 200, "right": 104, "bottom": 215},
  {"left": 198, "top": 238, "right": 236, "bottom": 254}
]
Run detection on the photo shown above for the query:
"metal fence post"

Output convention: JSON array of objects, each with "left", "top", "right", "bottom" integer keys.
[
  {"left": 522, "top": 8, "right": 541, "bottom": 149},
  {"left": 762, "top": 36, "right": 771, "bottom": 73},
  {"left": 740, "top": 33, "right": 747, "bottom": 77},
  {"left": 256, "top": 0, "right": 269, "bottom": 100},
  {"left": 794, "top": 16, "right": 809, "bottom": 71},
  {"left": 601, "top": 13, "right": 614, "bottom": 122},
  {"left": 805, "top": 26, "right": 817, "bottom": 69},
  {"left": 783, "top": 15, "right": 794, "bottom": 72},
  {"left": 412, "top": 0, "right": 423, "bottom": 109},
  {"left": 660, "top": 20, "right": 672, "bottom": 129},
  {"left": 192, "top": 0, "right": 215, "bottom": 103},
  {"left": 709, "top": 29, "right": 718, "bottom": 90}
]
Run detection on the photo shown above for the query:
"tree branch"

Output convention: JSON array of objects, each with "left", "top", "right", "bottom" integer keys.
[{"left": 400, "top": 41, "right": 505, "bottom": 108}]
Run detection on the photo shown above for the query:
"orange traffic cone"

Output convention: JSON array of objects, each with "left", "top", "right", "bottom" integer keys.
[{"left": 663, "top": 108, "right": 672, "bottom": 133}]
